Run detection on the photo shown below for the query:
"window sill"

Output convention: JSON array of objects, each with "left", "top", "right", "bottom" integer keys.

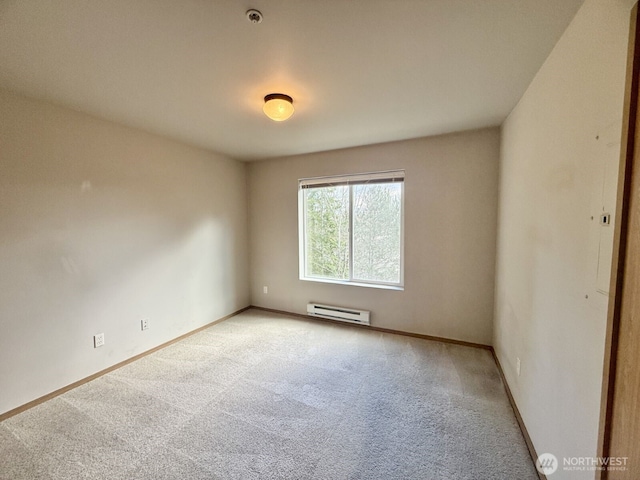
[{"left": 300, "top": 277, "right": 404, "bottom": 291}]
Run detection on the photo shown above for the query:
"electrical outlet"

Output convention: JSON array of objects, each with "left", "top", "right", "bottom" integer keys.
[
  {"left": 141, "top": 319, "right": 149, "bottom": 331},
  {"left": 263, "top": 286, "right": 268, "bottom": 294},
  {"left": 94, "top": 333, "right": 105, "bottom": 348},
  {"left": 516, "top": 357, "right": 521, "bottom": 376}
]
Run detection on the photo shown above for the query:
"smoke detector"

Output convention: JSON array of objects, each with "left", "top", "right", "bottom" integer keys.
[{"left": 246, "top": 9, "right": 263, "bottom": 24}]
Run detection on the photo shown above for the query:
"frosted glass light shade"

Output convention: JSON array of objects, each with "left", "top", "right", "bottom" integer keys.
[{"left": 263, "top": 93, "right": 294, "bottom": 121}]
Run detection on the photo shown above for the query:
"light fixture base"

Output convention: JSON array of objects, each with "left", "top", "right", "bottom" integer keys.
[{"left": 264, "top": 93, "right": 292, "bottom": 103}]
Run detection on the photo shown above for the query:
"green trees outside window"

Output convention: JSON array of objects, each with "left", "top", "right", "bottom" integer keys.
[{"left": 300, "top": 173, "right": 403, "bottom": 287}]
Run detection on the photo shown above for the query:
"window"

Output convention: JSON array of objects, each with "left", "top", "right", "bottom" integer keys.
[{"left": 298, "top": 170, "right": 404, "bottom": 289}]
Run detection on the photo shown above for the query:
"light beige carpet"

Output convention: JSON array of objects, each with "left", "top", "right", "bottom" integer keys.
[{"left": 0, "top": 308, "right": 537, "bottom": 479}]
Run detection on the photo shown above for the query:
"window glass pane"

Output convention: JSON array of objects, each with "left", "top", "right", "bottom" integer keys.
[
  {"left": 352, "top": 183, "right": 402, "bottom": 283},
  {"left": 304, "top": 186, "right": 350, "bottom": 280}
]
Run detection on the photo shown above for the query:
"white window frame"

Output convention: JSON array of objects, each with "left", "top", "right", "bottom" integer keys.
[{"left": 298, "top": 170, "right": 405, "bottom": 290}]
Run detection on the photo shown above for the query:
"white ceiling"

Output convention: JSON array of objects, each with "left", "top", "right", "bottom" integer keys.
[{"left": 0, "top": 0, "right": 584, "bottom": 161}]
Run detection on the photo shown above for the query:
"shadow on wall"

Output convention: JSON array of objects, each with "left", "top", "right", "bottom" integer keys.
[
  {"left": 0, "top": 185, "right": 244, "bottom": 413},
  {"left": 0, "top": 90, "right": 248, "bottom": 414}
]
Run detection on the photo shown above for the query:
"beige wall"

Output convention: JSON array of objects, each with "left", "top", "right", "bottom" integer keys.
[
  {"left": 494, "top": 0, "right": 632, "bottom": 474},
  {"left": 0, "top": 90, "right": 249, "bottom": 415},
  {"left": 248, "top": 128, "right": 500, "bottom": 345}
]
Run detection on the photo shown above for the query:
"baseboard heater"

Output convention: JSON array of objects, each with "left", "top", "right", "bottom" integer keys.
[{"left": 306, "top": 303, "right": 370, "bottom": 326}]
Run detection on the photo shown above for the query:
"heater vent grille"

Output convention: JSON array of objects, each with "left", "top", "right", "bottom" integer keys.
[{"left": 306, "top": 303, "right": 370, "bottom": 326}]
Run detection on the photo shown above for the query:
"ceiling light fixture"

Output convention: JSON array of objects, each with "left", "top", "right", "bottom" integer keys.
[{"left": 263, "top": 93, "right": 294, "bottom": 122}]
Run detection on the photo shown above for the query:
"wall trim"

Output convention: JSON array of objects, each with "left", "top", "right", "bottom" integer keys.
[
  {"left": 596, "top": 4, "right": 640, "bottom": 477},
  {"left": 251, "top": 305, "right": 492, "bottom": 350},
  {"left": 491, "top": 350, "right": 545, "bottom": 480},
  {"left": 0, "top": 306, "right": 251, "bottom": 422}
]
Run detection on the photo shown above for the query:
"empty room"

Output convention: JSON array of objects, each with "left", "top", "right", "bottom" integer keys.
[{"left": 1, "top": 0, "right": 638, "bottom": 479}]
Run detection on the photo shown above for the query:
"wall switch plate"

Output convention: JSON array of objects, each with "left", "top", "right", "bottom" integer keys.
[
  {"left": 516, "top": 357, "right": 521, "bottom": 376},
  {"left": 141, "top": 319, "right": 149, "bottom": 331},
  {"left": 94, "top": 333, "right": 105, "bottom": 348},
  {"left": 263, "top": 286, "right": 268, "bottom": 294}
]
